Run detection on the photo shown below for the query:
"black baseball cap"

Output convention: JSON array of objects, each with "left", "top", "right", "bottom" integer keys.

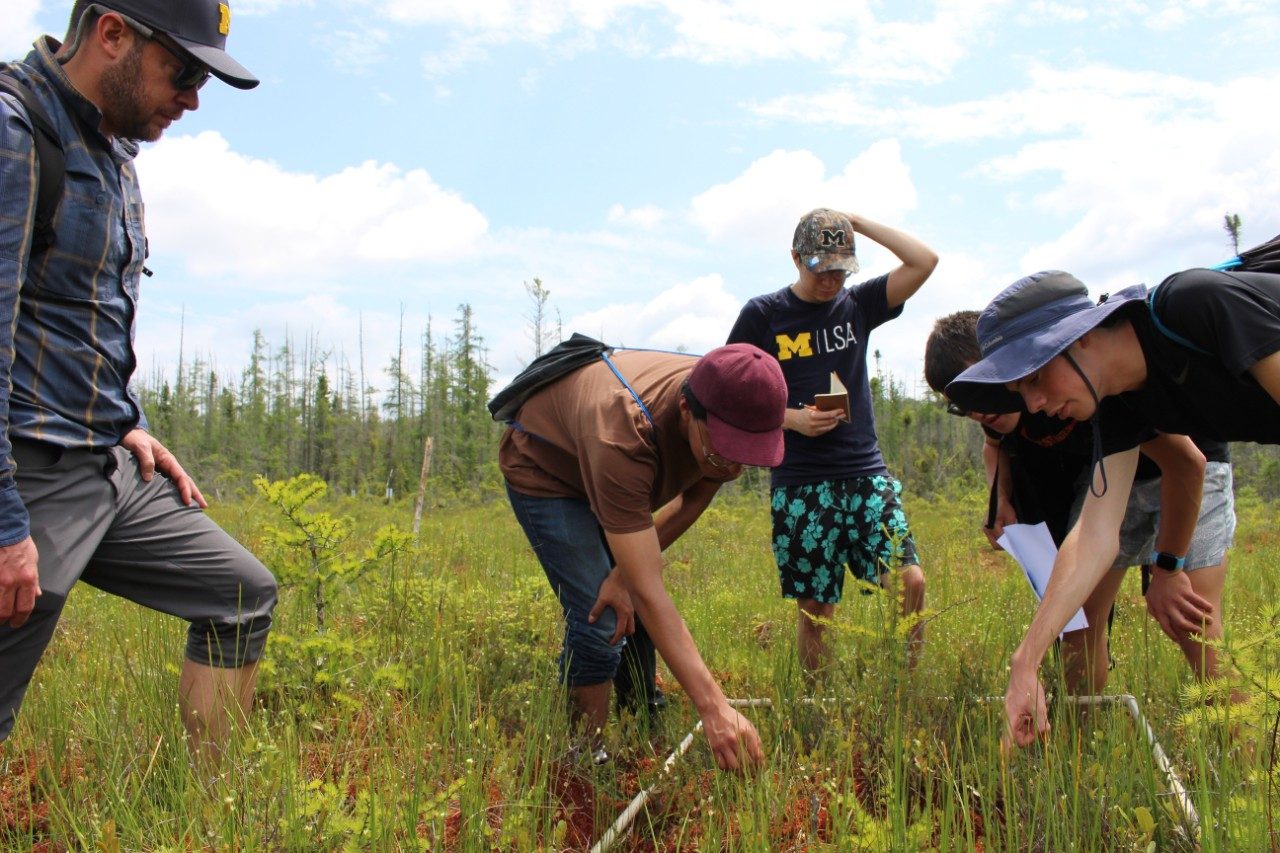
[{"left": 97, "top": 0, "right": 258, "bottom": 89}]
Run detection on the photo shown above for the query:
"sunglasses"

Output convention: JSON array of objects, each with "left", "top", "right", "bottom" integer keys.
[
  {"left": 111, "top": 8, "right": 212, "bottom": 91},
  {"left": 696, "top": 419, "right": 735, "bottom": 469},
  {"left": 944, "top": 401, "right": 969, "bottom": 417}
]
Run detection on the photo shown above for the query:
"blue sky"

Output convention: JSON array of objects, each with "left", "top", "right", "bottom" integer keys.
[{"left": 5, "top": 0, "right": 1279, "bottom": 396}]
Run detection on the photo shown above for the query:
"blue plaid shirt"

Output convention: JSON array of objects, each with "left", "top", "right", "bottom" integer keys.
[{"left": 0, "top": 38, "right": 149, "bottom": 546}]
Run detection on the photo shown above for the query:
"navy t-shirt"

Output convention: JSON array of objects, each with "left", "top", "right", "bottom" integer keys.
[
  {"left": 727, "top": 274, "right": 900, "bottom": 487},
  {"left": 1123, "top": 268, "right": 1280, "bottom": 443}
]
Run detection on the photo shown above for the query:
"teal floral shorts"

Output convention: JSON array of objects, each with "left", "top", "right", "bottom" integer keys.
[{"left": 771, "top": 475, "right": 919, "bottom": 604}]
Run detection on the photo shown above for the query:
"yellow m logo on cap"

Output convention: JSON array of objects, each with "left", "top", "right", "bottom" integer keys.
[{"left": 219, "top": 3, "right": 231, "bottom": 35}]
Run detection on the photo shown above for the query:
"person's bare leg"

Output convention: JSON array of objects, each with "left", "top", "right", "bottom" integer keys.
[
  {"left": 569, "top": 682, "right": 612, "bottom": 732},
  {"left": 1061, "top": 569, "right": 1126, "bottom": 695},
  {"left": 569, "top": 682, "right": 612, "bottom": 755},
  {"left": 179, "top": 659, "right": 259, "bottom": 766},
  {"left": 896, "top": 565, "right": 926, "bottom": 668},
  {"left": 1176, "top": 560, "right": 1238, "bottom": 695},
  {"left": 797, "top": 598, "right": 837, "bottom": 684}
]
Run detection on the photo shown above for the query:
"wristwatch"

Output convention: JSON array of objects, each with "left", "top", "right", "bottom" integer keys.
[{"left": 1152, "top": 551, "right": 1186, "bottom": 572}]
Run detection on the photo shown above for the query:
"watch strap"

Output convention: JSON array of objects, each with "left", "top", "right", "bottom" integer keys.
[{"left": 1152, "top": 551, "right": 1186, "bottom": 572}]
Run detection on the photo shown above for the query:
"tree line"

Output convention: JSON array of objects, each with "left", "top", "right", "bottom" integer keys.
[{"left": 138, "top": 286, "right": 1280, "bottom": 509}]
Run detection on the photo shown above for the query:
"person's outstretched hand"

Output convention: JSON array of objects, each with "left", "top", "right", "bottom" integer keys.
[
  {"left": 702, "top": 703, "right": 764, "bottom": 772},
  {"left": 1005, "top": 658, "right": 1049, "bottom": 748}
]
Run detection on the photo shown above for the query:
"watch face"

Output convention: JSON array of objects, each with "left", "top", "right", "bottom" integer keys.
[{"left": 1154, "top": 552, "right": 1183, "bottom": 571}]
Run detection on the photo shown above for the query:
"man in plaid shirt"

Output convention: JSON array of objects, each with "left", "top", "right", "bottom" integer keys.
[{"left": 0, "top": 0, "right": 275, "bottom": 764}]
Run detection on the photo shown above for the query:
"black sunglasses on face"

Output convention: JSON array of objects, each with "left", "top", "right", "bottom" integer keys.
[
  {"left": 110, "top": 8, "right": 212, "bottom": 91},
  {"left": 944, "top": 401, "right": 969, "bottom": 417}
]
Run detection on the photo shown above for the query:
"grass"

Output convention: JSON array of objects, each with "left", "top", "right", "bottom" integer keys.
[{"left": 1, "top": 484, "right": 1276, "bottom": 850}]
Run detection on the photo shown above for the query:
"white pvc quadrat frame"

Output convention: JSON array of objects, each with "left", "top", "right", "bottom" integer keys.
[{"left": 589, "top": 694, "right": 1199, "bottom": 853}]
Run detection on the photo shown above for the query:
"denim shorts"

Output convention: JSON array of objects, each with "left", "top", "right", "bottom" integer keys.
[
  {"left": 505, "top": 484, "right": 627, "bottom": 687},
  {"left": 771, "top": 474, "right": 920, "bottom": 605},
  {"left": 1070, "top": 461, "right": 1236, "bottom": 571}
]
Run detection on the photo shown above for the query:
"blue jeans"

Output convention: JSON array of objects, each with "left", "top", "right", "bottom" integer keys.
[{"left": 506, "top": 484, "right": 630, "bottom": 687}]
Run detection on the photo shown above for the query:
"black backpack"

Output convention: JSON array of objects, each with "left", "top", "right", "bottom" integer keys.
[
  {"left": 0, "top": 71, "right": 65, "bottom": 254},
  {"left": 487, "top": 333, "right": 612, "bottom": 422},
  {"left": 1222, "top": 233, "right": 1280, "bottom": 274},
  {"left": 1148, "top": 234, "right": 1280, "bottom": 355}
]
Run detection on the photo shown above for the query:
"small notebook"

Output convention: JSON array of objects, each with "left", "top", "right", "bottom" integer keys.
[{"left": 813, "top": 372, "right": 850, "bottom": 420}]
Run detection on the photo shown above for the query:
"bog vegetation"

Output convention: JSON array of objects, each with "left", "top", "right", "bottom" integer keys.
[
  {"left": 5, "top": 288, "right": 1280, "bottom": 850},
  {"left": 4, "top": 481, "right": 1280, "bottom": 850}
]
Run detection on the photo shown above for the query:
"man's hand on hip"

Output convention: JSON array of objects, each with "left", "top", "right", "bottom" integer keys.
[
  {"left": 120, "top": 429, "right": 207, "bottom": 508},
  {"left": 0, "top": 536, "right": 40, "bottom": 628}
]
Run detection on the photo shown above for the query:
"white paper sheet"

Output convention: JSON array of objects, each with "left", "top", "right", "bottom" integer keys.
[{"left": 996, "top": 522, "right": 1089, "bottom": 636}]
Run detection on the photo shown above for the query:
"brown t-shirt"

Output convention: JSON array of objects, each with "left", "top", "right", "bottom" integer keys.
[{"left": 498, "top": 350, "right": 703, "bottom": 534}]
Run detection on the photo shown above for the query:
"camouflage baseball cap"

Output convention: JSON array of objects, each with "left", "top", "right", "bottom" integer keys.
[
  {"left": 788, "top": 206, "right": 860, "bottom": 272},
  {"left": 792, "top": 208, "right": 859, "bottom": 275}
]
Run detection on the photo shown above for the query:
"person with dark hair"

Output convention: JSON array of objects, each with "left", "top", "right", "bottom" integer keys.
[
  {"left": 0, "top": 0, "right": 274, "bottom": 764},
  {"left": 499, "top": 344, "right": 787, "bottom": 770},
  {"left": 925, "top": 311, "right": 1233, "bottom": 698},
  {"left": 946, "top": 267, "right": 1279, "bottom": 746},
  {"left": 727, "top": 209, "right": 938, "bottom": 679}
]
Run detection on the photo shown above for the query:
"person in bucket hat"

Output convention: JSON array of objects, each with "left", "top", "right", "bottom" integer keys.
[
  {"left": 0, "top": 0, "right": 274, "bottom": 765},
  {"left": 950, "top": 266, "right": 1280, "bottom": 747},
  {"left": 926, "top": 311, "right": 1236, "bottom": 705},
  {"left": 727, "top": 209, "right": 938, "bottom": 680},
  {"left": 499, "top": 343, "right": 786, "bottom": 771}
]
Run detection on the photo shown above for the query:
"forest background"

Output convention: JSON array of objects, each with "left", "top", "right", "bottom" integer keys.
[{"left": 140, "top": 269, "right": 1280, "bottom": 511}]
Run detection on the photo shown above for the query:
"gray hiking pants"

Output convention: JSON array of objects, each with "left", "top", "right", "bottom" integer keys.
[{"left": 0, "top": 438, "right": 276, "bottom": 742}]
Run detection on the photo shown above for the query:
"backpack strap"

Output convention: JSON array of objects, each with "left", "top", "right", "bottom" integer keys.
[
  {"left": 511, "top": 351, "right": 660, "bottom": 445},
  {"left": 601, "top": 351, "right": 658, "bottom": 441},
  {"left": 0, "top": 72, "right": 65, "bottom": 254},
  {"left": 1146, "top": 286, "right": 1211, "bottom": 356}
]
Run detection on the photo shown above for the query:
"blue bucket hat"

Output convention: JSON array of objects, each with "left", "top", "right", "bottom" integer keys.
[{"left": 945, "top": 271, "right": 1147, "bottom": 413}]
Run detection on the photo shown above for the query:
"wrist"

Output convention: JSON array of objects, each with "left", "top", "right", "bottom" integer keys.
[
  {"left": 1009, "top": 644, "right": 1043, "bottom": 676},
  {"left": 690, "top": 680, "right": 728, "bottom": 716},
  {"left": 1152, "top": 551, "right": 1186, "bottom": 572}
]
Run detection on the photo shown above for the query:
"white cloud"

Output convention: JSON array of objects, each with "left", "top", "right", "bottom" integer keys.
[
  {"left": 234, "top": 0, "right": 319, "bottom": 15},
  {"left": 136, "top": 131, "right": 489, "bottom": 282},
  {"left": 656, "top": 0, "right": 850, "bottom": 65},
  {"left": 749, "top": 60, "right": 1280, "bottom": 290},
  {"left": 567, "top": 273, "right": 742, "bottom": 353},
  {"left": 0, "top": 0, "right": 44, "bottom": 56},
  {"left": 977, "top": 71, "right": 1280, "bottom": 282},
  {"left": 689, "top": 142, "right": 919, "bottom": 247},
  {"left": 315, "top": 23, "right": 391, "bottom": 74},
  {"left": 384, "top": 0, "right": 637, "bottom": 41},
  {"left": 1017, "top": 0, "right": 1279, "bottom": 34},
  {"left": 751, "top": 62, "right": 1216, "bottom": 143},
  {"left": 607, "top": 203, "right": 665, "bottom": 229},
  {"left": 383, "top": 0, "right": 1008, "bottom": 81}
]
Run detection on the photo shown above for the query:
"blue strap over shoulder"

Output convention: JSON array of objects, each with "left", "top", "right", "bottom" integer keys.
[
  {"left": 1146, "top": 286, "right": 1211, "bottom": 356},
  {"left": 601, "top": 351, "right": 657, "bottom": 441}
]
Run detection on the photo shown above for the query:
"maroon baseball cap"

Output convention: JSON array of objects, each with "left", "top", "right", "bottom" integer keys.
[
  {"left": 97, "top": 0, "right": 258, "bottom": 89},
  {"left": 689, "top": 344, "right": 787, "bottom": 467}
]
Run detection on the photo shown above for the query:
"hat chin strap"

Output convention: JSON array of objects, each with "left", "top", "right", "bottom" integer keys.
[{"left": 1063, "top": 349, "right": 1108, "bottom": 498}]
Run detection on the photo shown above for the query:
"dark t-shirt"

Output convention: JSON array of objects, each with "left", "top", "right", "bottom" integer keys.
[
  {"left": 726, "top": 275, "right": 900, "bottom": 487},
  {"left": 992, "top": 404, "right": 1156, "bottom": 543},
  {"left": 1123, "top": 268, "right": 1280, "bottom": 442},
  {"left": 988, "top": 397, "right": 1227, "bottom": 545}
]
